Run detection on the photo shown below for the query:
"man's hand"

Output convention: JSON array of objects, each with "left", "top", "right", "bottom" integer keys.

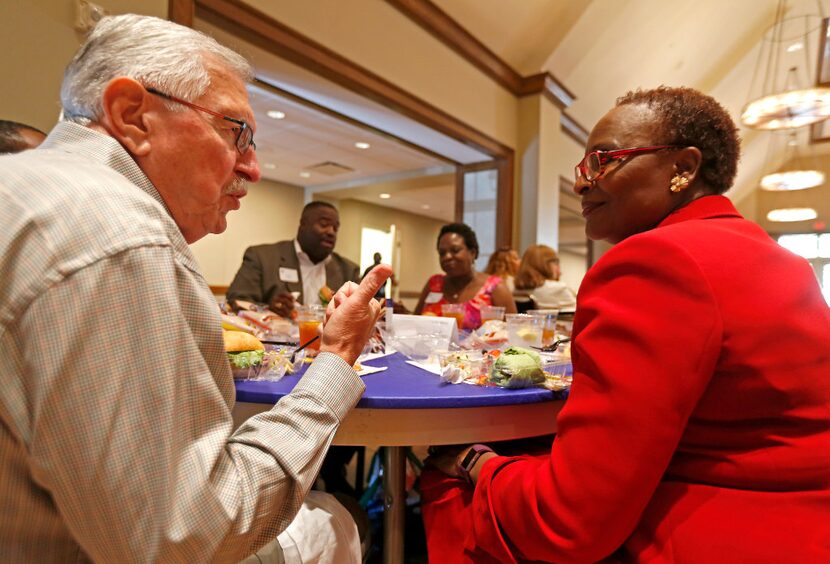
[
  {"left": 268, "top": 293, "right": 296, "bottom": 319},
  {"left": 321, "top": 264, "right": 392, "bottom": 366}
]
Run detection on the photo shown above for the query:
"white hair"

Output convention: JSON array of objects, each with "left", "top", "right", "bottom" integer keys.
[{"left": 60, "top": 14, "right": 252, "bottom": 124}]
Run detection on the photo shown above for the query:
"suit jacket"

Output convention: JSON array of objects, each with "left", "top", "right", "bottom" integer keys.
[
  {"left": 470, "top": 196, "right": 830, "bottom": 563},
  {"left": 226, "top": 240, "right": 360, "bottom": 307}
]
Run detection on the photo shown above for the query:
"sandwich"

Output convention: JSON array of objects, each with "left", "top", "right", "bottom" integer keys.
[
  {"left": 223, "top": 330, "right": 265, "bottom": 369},
  {"left": 489, "top": 346, "right": 545, "bottom": 388}
]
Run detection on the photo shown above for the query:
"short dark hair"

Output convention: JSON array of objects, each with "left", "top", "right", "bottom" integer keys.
[
  {"left": 0, "top": 120, "right": 46, "bottom": 154},
  {"left": 616, "top": 86, "right": 741, "bottom": 194},
  {"left": 300, "top": 200, "right": 337, "bottom": 222},
  {"left": 437, "top": 222, "right": 479, "bottom": 258}
]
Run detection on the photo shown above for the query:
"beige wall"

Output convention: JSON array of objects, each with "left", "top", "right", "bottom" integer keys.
[
  {"left": 0, "top": 0, "right": 167, "bottom": 131},
  {"left": 191, "top": 179, "right": 305, "bottom": 285},
  {"left": 334, "top": 198, "right": 444, "bottom": 306}
]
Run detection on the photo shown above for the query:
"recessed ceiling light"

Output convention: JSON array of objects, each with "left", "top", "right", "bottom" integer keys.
[
  {"left": 263, "top": 163, "right": 276, "bottom": 170},
  {"left": 267, "top": 110, "right": 286, "bottom": 119},
  {"left": 355, "top": 142, "right": 371, "bottom": 149},
  {"left": 300, "top": 172, "right": 311, "bottom": 178},
  {"left": 379, "top": 193, "right": 391, "bottom": 199},
  {"left": 767, "top": 207, "right": 818, "bottom": 222}
]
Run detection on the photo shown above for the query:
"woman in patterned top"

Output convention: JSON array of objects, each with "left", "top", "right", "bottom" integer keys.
[{"left": 414, "top": 223, "right": 516, "bottom": 331}]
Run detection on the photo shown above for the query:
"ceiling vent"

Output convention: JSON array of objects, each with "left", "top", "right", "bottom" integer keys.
[{"left": 306, "top": 161, "right": 354, "bottom": 176}]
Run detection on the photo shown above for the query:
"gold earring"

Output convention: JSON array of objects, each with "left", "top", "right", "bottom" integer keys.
[{"left": 670, "top": 175, "right": 689, "bottom": 192}]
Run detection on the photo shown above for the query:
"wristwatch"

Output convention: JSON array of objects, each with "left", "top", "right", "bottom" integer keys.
[{"left": 458, "top": 444, "right": 494, "bottom": 484}]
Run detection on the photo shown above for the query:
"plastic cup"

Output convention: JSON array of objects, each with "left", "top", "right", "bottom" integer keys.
[
  {"left": 480, "top": 305, "right": 506, "bottom": 322},
  {"left": 505, "top": 313, "right": 543, "bottom": 348},
  {"left": 528, "top": 309, "right": 559, "bottom": 347},
  {"left": 296, "top": 305, "right": 325, "bottom": 354},
  {"left": 441, "top": 303, "right": 465, "bottom": 330}
]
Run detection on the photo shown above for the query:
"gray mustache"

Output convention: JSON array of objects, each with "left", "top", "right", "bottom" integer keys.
[{"left": 224, "top": 176, "right": 247, "bottom": 196}]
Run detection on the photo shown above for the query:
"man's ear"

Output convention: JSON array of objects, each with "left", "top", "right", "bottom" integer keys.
[
  {"left": 673, "top": 146, "right": 703, "bottom": 183},
  {"left": 99, "top": 77, "right": 154, "bottom": 156}
]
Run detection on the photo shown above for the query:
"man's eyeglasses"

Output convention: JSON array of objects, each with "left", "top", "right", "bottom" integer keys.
[
  {"left": 574, "top": 145, "right": 681, "bottom": 183},
  {"left": 146, "top": 87, "right": 256, "bottom": 154}
]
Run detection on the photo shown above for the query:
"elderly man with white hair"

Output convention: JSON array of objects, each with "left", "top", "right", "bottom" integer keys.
[{"left": 0, "top": 14, "right": 389, "bottom": 563}]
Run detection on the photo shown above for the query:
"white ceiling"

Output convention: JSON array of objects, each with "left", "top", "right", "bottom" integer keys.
[{"left": 247, "top": 82, "right": 450, "bottom": 188}]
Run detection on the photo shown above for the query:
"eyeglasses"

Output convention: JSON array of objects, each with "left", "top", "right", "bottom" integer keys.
[
  {"left": 574, "top": 145, "right": 681, "bottom": 183},
  {"left": 146, "top": 87, "right": 256, "bottom": 154}
]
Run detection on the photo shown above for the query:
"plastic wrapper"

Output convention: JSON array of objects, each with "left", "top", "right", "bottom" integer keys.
[
  {"left": 231, "top": 346, "right": 305, "bottom": 381},
  {"left": 461, "top": 319, "right": 508, "bottom": 350},
  {"left": 489, "top": 346, "right": 546, "bottom": 388},
  {"left": 436, "top": 350, "right": 489, "bottom": 385},
  {"left": 380, "top": 325, "right": 448, "bottom": 361}
]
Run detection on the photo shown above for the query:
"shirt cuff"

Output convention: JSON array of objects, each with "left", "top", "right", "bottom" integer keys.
[{"left": 292, "top": 351, "right": 365, "bottom": 421}]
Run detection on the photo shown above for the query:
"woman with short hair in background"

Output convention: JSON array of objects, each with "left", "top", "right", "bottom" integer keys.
[
  {"left": 514, "top": 244, "right": 577, "bottom": 310},
  {"left": 415, "top": 223, "right": 516, "bottom": 331}
]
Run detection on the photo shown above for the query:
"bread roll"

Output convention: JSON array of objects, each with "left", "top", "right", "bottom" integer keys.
[{"left": 223, "top": 330, "right": 264, "bottom": 352}]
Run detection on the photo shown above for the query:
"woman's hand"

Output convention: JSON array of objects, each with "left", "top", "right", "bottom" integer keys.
[
  {"left": 426, "top": 444, "right": 498, "bottom": 484},
  {"left": 425, "top": 444, "right": 469, "bottom": 479}
]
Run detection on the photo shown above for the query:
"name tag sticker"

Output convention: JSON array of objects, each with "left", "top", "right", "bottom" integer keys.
[
  {"left": 425, "top": 292, "right": 443, "bottom": 304},
  {"left": 279, "top": 267, "right": 299, "bottom": 283}
]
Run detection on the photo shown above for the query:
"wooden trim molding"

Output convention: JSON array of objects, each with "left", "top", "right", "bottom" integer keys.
[
  {"left": 190, "top": 0, "right": 512, "bottom": 160},
  {"left": 209, "top": 285, "right": 229, "bottom": 295},
  {"left": 560, "top": 111, "right": 589, "bottom": 146},
  {"left": 169, "top": 0, "right": 195, "bottom": 26},
  {"left": 386, "top": 0, "right": 523, "bottom": 93},
  {"left": 386, "top": 0, "right": 575, "bottom": 109},
  {"left": 253, "top": 77, "right": 458, "bottom": 166}
]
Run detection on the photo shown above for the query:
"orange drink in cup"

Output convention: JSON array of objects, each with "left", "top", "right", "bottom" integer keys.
[
  {"left": 296, "top": 305, "right": 325, "bottom": 355},
  {"left": 441, "top": 303, "right": 465, "bottom": 330},
  {"left": 529, "top": 309, "right": 559, "bottom": 347}
]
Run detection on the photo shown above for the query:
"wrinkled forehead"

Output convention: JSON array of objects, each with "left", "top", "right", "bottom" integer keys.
[
  {"left": 199, "top": 63, "right": 255, "bottom": 125},
  {"left": 587, "top": 103, "right": 662, "bottom": 151}
]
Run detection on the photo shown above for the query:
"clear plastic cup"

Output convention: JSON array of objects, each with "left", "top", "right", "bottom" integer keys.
[
  {"left": 505, "top": 313, "right": 543, "bottom": 348},
  {"left": 528, "top": 309, "right": 559, "bottom": 347},
  {"left": 480, "top": 305, "right": 506, "bottom": 322},
  {"left": 441, "top": 303, "right": 465, "bottom": 330},
  {"left": 296, "top": 305, "right": 325, "bottom": 355}
]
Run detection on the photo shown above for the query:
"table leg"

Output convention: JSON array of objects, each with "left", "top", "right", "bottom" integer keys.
[{"left": 383, "top": 446, "right": 406, "bottom": 564}]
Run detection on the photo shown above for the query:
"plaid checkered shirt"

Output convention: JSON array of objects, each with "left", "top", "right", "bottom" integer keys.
[{"left": 0, "top": 122, "right": 364, "bottom": 562}]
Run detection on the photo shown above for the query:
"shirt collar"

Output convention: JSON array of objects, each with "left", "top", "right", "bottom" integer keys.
[
  {"left": 39, "top": 122, "right": 197, "bottom": 270},
  {"left": 294, "top": 238, "right": 332, "bottom": 266}
]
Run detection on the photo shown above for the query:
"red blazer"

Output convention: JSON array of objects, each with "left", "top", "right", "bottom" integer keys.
[{"left": 471, "top": 196, "right": 830, "bottom": 562}]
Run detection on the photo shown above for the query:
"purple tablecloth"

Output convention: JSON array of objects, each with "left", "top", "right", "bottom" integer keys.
[{"left": 235, "top": 352, "right": 571, "bottom": 409}]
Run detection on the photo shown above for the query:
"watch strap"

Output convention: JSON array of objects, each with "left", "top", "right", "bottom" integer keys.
[{"left": 458, "top": 444, "right": 494, "bottom": 484}]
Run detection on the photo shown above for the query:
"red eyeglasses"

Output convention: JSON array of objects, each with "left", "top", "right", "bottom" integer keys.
[
  {"left": 146, "top": 87, "right": 256, "bottom": 154},
  {"left": 574, "top": 145, "right": 682, "bottom": 183}
]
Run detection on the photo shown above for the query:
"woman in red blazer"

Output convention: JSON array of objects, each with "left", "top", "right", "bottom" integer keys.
[{"left": 421, "top": 86, "right": 830, "bottom": 563}]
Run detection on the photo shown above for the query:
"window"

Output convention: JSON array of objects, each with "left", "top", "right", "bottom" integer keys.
[{"left": 777, "top": 233, "right": 830, "bottom": 304}]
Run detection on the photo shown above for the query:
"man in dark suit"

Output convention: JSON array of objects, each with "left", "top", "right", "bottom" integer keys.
[
  {"left": 227, "top": 201, "right": 360, "bottom": 317},
  {"left": 227, "top": 201, "right": 363, "bottom": 496}
]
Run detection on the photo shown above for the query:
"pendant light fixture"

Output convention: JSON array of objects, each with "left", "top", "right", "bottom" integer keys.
[
  {"left": 760, "top": 129, "right": 825, "bottom": 190},
  {"left": 742, "top": 0, "right": 830, "bottom": 130}
]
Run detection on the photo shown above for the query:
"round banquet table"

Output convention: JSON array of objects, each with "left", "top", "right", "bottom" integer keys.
[{"left": 232, "top": 352, "right": 569, "bottom": 564}]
